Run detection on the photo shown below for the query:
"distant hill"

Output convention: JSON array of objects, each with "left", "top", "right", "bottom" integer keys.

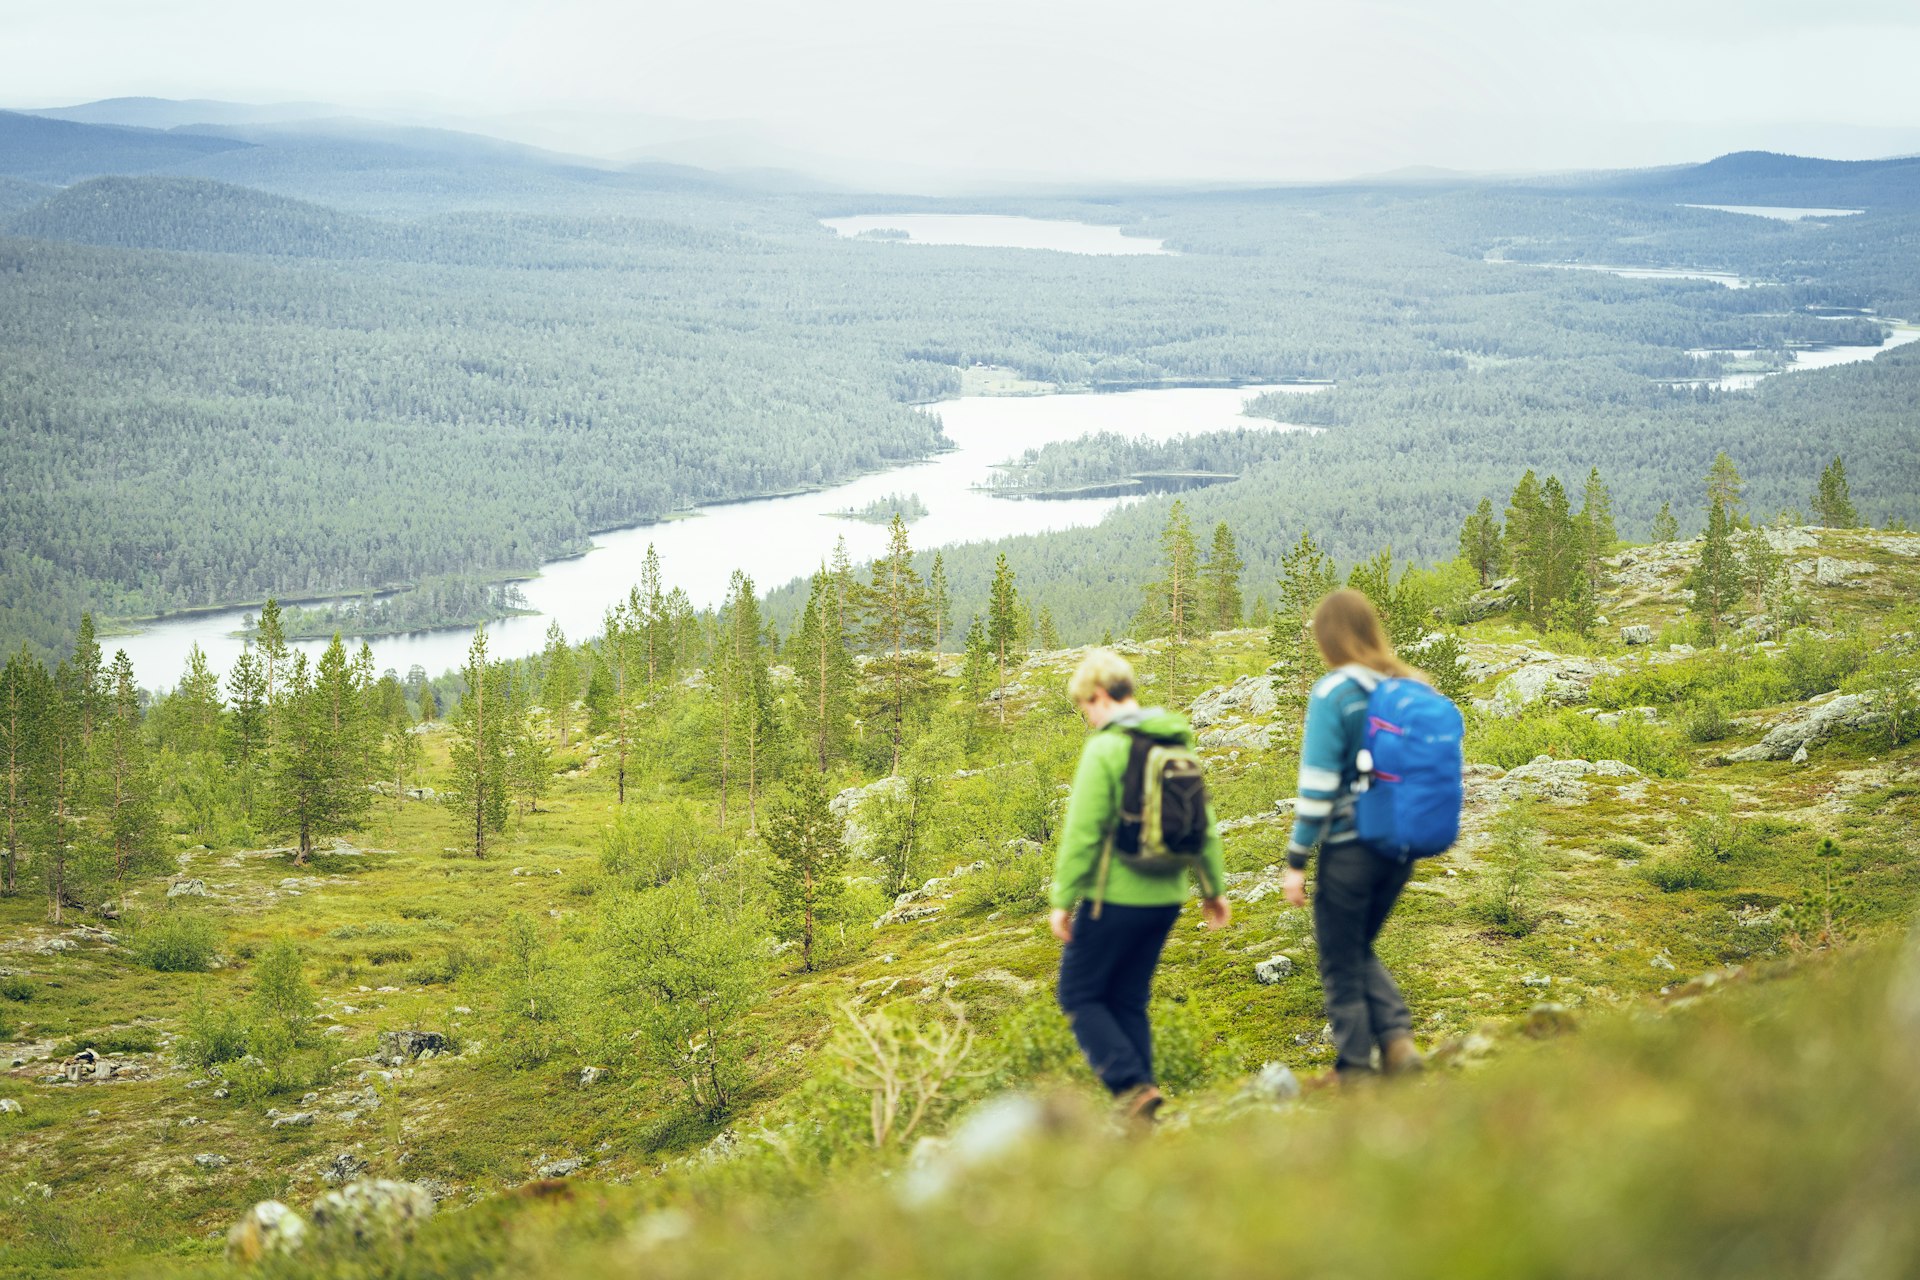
[
  {"left": 5, "top": 174, "right": 401, "bottom": 257},
  {"left": 0, "top": 110, "right": 253, "bottom": 183},
  {"left": 1583, "top": 150, "right": 1920, "bottom": 208},
  {"left": 21, "top": 97, "right": 346, "bottom": 130}
]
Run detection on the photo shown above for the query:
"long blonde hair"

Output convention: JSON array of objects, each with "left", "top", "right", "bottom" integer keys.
[{"left": 1311, "top": 589, "right": 1422, "bottom": 681}]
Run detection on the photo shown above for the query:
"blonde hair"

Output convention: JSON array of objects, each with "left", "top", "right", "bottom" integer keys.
[
  {"left": 1067, "top": 648, "right": 1136, "bottom": 704},
  {"left": 1310, "top": 589, "right": 1422, "bottom": 681}
]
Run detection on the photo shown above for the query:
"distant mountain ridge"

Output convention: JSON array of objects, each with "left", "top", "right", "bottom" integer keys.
[
  {"left": 0, "top": 110, "right": 253, "bottom": 184},
  {"left": 1578, "top": 150, "right": 1920, "bottom": 207}
]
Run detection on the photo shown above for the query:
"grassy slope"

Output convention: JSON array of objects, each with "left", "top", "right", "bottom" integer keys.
[{"left": 2, "top": 529, "right": 1918, "bottom": 1277}]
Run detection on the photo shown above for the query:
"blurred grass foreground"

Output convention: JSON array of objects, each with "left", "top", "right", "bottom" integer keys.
[{"left": 215, "top": 932, "right": 1920, "bottom": 1280}]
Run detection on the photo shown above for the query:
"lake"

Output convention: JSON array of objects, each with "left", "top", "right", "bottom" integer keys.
[
  {"left": 822, "top": 214, "right": 1171, "bottom": 255},
  {"left": 110, "top": 384, "right": 1320, "bottom": 688},
  {"left": 1682, "top": 204, "right": 1864, "bottom": 221},
  {"left": 1680, "top": 324, "right": 1920, "bottom": 391}
]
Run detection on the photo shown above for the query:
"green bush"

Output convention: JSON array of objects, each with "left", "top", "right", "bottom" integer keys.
[
  {"left": 1680, "top": 698, "right": 1733, "bottom": 743},
  {"left": 0, "top": 975, "right": 35, "bottom": 1002},
  {"left": 127, "top": 910, "right": 221, "bottom": 973},
  {"left": 1465, "top": 803, "right": 1546, "bottom": 936},
  {"left": 949, "top": 854, "right": 1048, "bottom": 917},
  {"left": 179, "top": 986, "right": 249, "bottom": 1068},
  {"left": 1641, "top": 853, "right": 1715, "bottom": 892},
  {"left": 1467, "top": 708, "right": 1687, "bottom": 778},
  {"left": 59, "top": 1027, "right": 159, "bottom": 1056},
  {"left": 600, "top": 800, "right": 730, "bottom": 890},
  {"left": 250, "top": 939, "right": 316, "bottom": 1044}
]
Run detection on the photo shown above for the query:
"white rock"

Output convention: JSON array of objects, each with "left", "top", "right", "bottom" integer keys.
[
  {"left": 1253, "top": 954, "right": 1295, "bottom": 984},
  {"left": 227, "top": 1201, "right": 307, "bottom": 1262}
]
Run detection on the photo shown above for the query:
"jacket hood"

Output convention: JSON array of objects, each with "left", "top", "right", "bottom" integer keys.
[{"left": 1104, "top": 705, "right": 1195, "bottom": 744}]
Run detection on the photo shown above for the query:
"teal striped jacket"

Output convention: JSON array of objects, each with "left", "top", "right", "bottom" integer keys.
[{"left": 1285, "top": 664, "right": 1380, "bottom": 869}]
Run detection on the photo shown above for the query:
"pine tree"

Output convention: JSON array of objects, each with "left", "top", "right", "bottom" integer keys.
[
  {"left": 506, "top": 670, "right": 551, "bottom": 817},
  {"left": 1706, "top": 451, "right": 1745, "bottom": 522},
  {"left": 71, "top": 613, "right": 104, "bottom": 751},
  {"left": 928, "top": 551, "right": 952, "bottom": 654},
  {"left": 448, "top": 629, "right": 510, "bottom": 856},
  {"left": 1459, "top": 497, "right": 1505, "bottom": 588},
  {"left": 541, "top": 622, "right": 577, "bottom": 748},
  {"left": 1650, "top": 500, "right": 1680, "bottom": 544},
  {"left": 987, "top": 553, "right": 1020, "bottom": 727},
  {"left": 1348, "top": 548, "right": 1425, "bottom": 649},
  {"left": 255, "top": 598, "right": 288, "bottom": 706},
  {"left": 793, "top": 566, "right": 855, "bottom": 772},
  {"left": 600, "top": 597, "right": 640, "bottom": 804},
  {"left": 418, "top": 680, "right": 439, "bottom": 723},
  {"left": 1505, "top": 471, "right": 1546, "bottom": 619},
  {"left": 1812, "top": 456, "right": 1859, "bottom": 528},
  {"left": 1269, "top": 530, "right": 1338, "bottom": 679},
  {"left": 386, "top": 704, "right": 421, "bottom": 819},
  {"left": 961, "top": 614, "right": 993, "bottom": 707},
  {"left": 1201, "top": 521, "right": 1245, "bottom": 631},
  {"left": 723, "top": 571, "right": 775, "bottom": 828},
  {"left": 1739, "top": 529, "right": 1785, "bottom": 615},
  {"left": 1688, "top": 498, "right": 1743, "bottom": 642},
  {"left": 41, "top": 661, "right": 81, "bottom": 922},
  {"left": 765, "top": 774, "right": 847, "bottom": 972},
  {"left": 100, "top": 651, "right": 162, "bottom": 907},
  {"left": 267, "top": 653, "right": 324, "bottom": 863},
  {"left": 861, "top": 516, "right": 935, "bottom": 773},
  {"left": 1141, "top": 499, "right": 1202, "bottom": 701}
]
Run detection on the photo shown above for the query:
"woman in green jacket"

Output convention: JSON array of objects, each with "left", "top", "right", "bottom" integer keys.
[{"left": 1050, "top": 648, "right": 1231, "bottom": 1122}]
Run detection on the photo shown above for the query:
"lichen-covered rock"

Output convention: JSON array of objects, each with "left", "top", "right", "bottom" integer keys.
[
  {"left": 1253, "top": 954, "right": 1295, "bottom": 985},
  {"left": 537, "top": 1157, "right": 584, "bottom": 1178},
  {"left": 227, "top": 1200, "right": 307, "bottom": 1262},
  {"left": 1805, "top": 557, "right": 1875, "bottom": 587},
  {"left": 167, "top": 878, "right": 210, "bottom": 898},
  {"left": 268, "top": 1110, "right": 316, "bottom": 1128},
  {"left": 1489, "top": 757, "right": 1641, "bottom": 803},
  {"left": 374, "top": 1030, "right": 450, "bottom": 1065},
  {"left": 1241, "top": 1061, "right": 1302, "bottom": 1103},
  {"left": 1189, "top": 675, "right": 1281, "bottom": 728},
  {"left": 320, "top": 1152, "right": 368, "bottom": 1184},
  {"left": 1724, "top": 691, "right": 1880, "bottom": 762},
  {"left": 309, "top": 1179, "right": 435, "bottom": 1244},
  {"left": 193, "top": 1152, "right": 230, "bottom": 1170},
  {"left": 1197, "top": 722, "right": 1274, "bottom": 752},
  {"left": 1482, "top": 656, "right": 1617, "bottom": 716},
  {"left": 1620, "top": 624, "right": 1654, "bottom": 645}
]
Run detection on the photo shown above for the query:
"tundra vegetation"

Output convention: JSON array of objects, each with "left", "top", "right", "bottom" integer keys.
[{"left": 3, "top": 456, "right": 1919, "bottom": 1275}]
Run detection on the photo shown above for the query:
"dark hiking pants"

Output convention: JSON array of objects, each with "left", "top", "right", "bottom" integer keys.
[
  {"left": 1057, "top": 901, "right": 1182, "bottom": 1095},
  {"left": 1313, "top": 842, "right": 1415, "bottom": 1074}
]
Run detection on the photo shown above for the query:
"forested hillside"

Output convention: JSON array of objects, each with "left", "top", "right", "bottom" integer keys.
[{"left": 3, "top": 122, "right": 1920, "bottom": 668}]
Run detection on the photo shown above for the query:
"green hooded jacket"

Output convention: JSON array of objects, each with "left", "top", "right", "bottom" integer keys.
[{"left": 1049, "top": 707, "right": 1228, "bottom": 911}]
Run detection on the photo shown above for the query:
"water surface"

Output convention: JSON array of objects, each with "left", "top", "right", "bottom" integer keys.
[{"left": 823, "top": 214, "right": 1170, "bottom": 255}]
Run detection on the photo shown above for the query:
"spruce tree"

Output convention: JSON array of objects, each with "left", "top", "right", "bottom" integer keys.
[
  {"left": 1578, "top": 467, "right": 1616, "bottom": 591},
  {"left": 961, "top": 614, "right": 993, "bottom": 707},
  {"left": 1459, "top": 497, "right": 1505, "bottom": 588},
  {"left": 71, "top": 613, "right": 104, "bottom": 751},
  {"left": 173, "top": 644, "right": 224, "bottom": 758},
  {"left": 1141, "top": 499, "right": 1202, "bottom": 701},
  {"left": 1739, "top": 529, "right": 1784, "bottom": 615},
  {"left": 766, "top": 774, "right": 847, "bottom": 972},
  {"left": 987, "top": 553, "right": 1020, "bottom": 726},
  {"left": 1201, "top": 520, "right": 1245, "bottom": 631},
  {"left": 1650, "top": 500, "right": 1680, "bottom": 544},
  {"left": 386, "top": 704, "right": 422, "bottom": 818},
  {"left": 101, "top": 651, "right": 162, "bottom": 907},
  {"left": 1688, "top": 498, "right": 1743, "bottom": 642},
  {"left": 1038, "top": 606, "right": 1062, "bottom": 651},
  {"left": 600, "top": 597, "right": 640, "bottom": 804},
  {"left": 447, "top": 628, "right": 510, "bottom": 856},
  {"left": 42, "top": 661, "right": 81, "bottom": 922},
  {"left": 928, "top": 551, "right": 952, "bottom": 654},
  {"left": 541, "top": 622, "right": 577, "bottom": 747},
  {"left": 255, "top": 598, "right": 288, "bottom": 706},
  {"left": 1269, "top": 530, "right": 1338, "bottom": 681},
  {"left": 1505, "top": 471, "right": 1546, "bottom": 618},
  {"left": 0, "top": 647, "right": 47, "bottom": 897},
  {"left": 1812, "top": 456, "right": 1859, "bottom": 528},
  {"left": 793, "top": 566, "right": 854, "bottom": 772},
  {"left": 862, "top": 516, "right": 935, "bottom": 772},
  {"left": 267, "top": 653, "right": 324, "bottom": 863}
]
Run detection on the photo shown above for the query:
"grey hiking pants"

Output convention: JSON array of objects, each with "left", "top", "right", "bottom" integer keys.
[{"left": 1313, "top": 842, "right": 1414, "bottom": 1074}]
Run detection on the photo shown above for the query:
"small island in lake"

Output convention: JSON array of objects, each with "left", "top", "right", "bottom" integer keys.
[{"left": 830, "top": 491, "right": 929, "bottom": 524}]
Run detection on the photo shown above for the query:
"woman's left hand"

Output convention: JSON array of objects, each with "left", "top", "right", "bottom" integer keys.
[
  {"left": 1049, "top": 908, "right": 1074, "bottom": 944},
  {"left": 1283, "top": 867, "right": 1308, "bottom": 908}
]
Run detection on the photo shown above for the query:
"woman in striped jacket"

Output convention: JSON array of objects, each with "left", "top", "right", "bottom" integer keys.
[{"left": 1281, "top": 589, "right": 1426, "bottom": 1081}]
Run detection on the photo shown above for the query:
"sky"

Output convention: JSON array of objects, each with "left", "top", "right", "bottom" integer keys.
[{"left": 5, "top": 0, "right": 1920, "bottom": 186}]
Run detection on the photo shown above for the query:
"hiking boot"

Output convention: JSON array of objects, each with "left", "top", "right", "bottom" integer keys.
[
  {"left": 1118, "top": 1084, "right": 1165, "bottom": 1126},
  {"left": 1382, "top": 1034, "right": 1425, "bottom": 1076}
]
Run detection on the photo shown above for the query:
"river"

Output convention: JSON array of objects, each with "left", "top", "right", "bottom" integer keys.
[
  {"left": 110, "top": 384, "right": 1321, "bottom": 688},
  {"left": 821, "top": 213, "right": 1171, "bottom": 255},
  {"left": 1680, "top": 324, "right": 1920, "bottom": 391}
]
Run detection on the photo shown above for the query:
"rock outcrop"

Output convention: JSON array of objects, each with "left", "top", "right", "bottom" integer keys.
[
  {"left": 373, "top": 1030, "right": 450, "bottom": 1065},
  {"left": 1724, "top": 691, "right": 1881, "bottom": 762}
]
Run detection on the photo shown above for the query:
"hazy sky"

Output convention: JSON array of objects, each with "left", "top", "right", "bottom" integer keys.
[{"left": 6, "top": 0, "right": 1920, "bottom": 184}]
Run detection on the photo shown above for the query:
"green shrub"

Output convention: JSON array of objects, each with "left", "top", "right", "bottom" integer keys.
[
  {"left": 1465, "top": 803, "right": 1546, "bottom": 936},
  {"left": 1467, "top": 708, "right": 1687, "bottom": 778},
  {"left": 128, "top": 910, "right": 221, "bottom": 973},
  {"left": 949, "top": 855, "right": 1048, "bottom": 917},
  {"left": 0, "top": 975, "right": 35, "bottom": 1002},
  {"left": 982, "top": 996, "right": 1081, "bottom": 1088},
  {"left": 600, "top": 799, "right": 731, "bottom": 890},
  {"left": 250, "top": 939, "right": 316, "bottom": 1043},
  {"left": 363, "top": 945, "right": 415, "bottom": 966},
  {"left": 1641, "top": 852, "right": 1715, "bottom": 893},
  {"left": 1681, "top": 698, "right": 1733, "bottom": 743},
  {"left": 179, "top": 986, "right": 249, "bottom": 1068}
]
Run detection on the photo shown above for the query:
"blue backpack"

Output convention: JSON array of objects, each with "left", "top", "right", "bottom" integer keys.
[{"left": 1353, "top": 677, "right": 1464, "bottom": 859}]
